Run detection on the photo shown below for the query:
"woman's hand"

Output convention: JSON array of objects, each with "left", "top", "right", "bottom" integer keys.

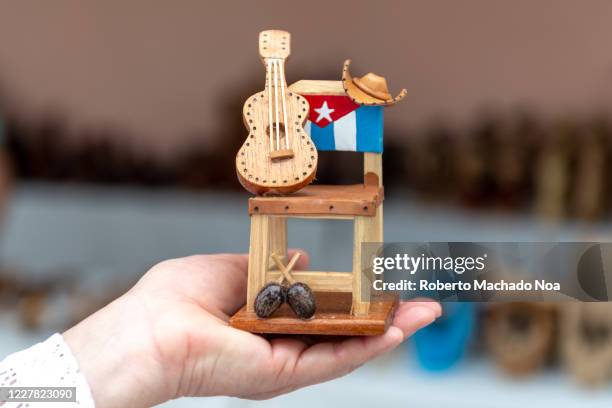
[{"left": 64, "top": 251, "right": 440, "bottom": 407}]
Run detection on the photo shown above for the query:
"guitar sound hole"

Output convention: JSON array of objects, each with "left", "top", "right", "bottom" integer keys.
[{"left": 266, "top": 123, "right": 286, "bottom": 142}]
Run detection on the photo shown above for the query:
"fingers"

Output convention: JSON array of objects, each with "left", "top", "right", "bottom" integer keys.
[
  {"left": 391, "top": 302, "right": 438, "bottom": 338},
  {"left": 183, "top": 250, "right": 310, "bottom": 318},
  {"left": 290, "top": 302, "right": 437, "bottom": 388},
  {"left": 286, "top": 249, "right": 310, "bottom": 271},
  {"left": 398, "top": 300, "right": 442, "bottom": 319}
]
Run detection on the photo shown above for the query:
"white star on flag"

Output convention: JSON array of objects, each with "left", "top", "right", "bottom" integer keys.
[{"left": 314, "top": 101, "right": 335, "bottom": 123}]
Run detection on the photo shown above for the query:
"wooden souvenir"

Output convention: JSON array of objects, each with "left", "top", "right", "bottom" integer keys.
[
  {"left": 534, "top": 123, "right": 574, "bottom": 220},
  {"left": 571, "top": 126, "right": 606, "bottom": 220},
  {"left": 236, "top": 30, "right": 317, "bottom": 195},
  {"left": 484, "top": 303, "right": 556, "bottom": 376},
  {"left": 230, "top": 42, "right": 403, "bottom": 335},
  {"left": 561, "top": 303, "right": 612, "bottom": 386}
]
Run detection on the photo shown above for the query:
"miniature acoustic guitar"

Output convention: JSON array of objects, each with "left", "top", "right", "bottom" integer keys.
[{"left": 236, "top": 30, "right": 317, "bottom": 195}]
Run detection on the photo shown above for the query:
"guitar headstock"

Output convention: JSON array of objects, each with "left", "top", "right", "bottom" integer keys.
[{"left": 259, "top": 30, "right": 291, "bottom": 61}]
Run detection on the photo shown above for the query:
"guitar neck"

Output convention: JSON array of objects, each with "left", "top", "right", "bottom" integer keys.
[{"left": 264, "top": 58, "right": 287, "bottom": 89}]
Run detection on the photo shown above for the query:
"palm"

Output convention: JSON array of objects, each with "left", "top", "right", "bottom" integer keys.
[{"left": 130, "top": 252, "right": 440, "bottom": 400}]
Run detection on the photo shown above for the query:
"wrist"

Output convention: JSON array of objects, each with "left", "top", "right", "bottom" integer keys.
[{"left": 63, "top": 295, "right": 170, "bottom": 408}]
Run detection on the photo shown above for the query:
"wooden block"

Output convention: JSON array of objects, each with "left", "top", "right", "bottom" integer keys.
[
  {"left": 230, "top": 292, "right": 397, "bottom": 336},
  {"left": 374, "top": 204, "right": 384, "bottom": 242},
  {"left": 249, "top": 184, "right": 383, "bottom": 216},
  {"left": 364, "top": 152, "right": 382, "bottom": 186},
  {"left": 246, "top": 214, "right": 270, "bottom": 313},
  {"left": 269, "top": 149, "right": 295, "bottom": 161},
  {"left": 267, "top": 217, "right": 287, "bottom": 270},
  {"left": 352, "top": 215, "right": 376, "bottom": 316},
  {"left": 265, "top": 271, "right": 352, "bottom": 292},
  {"left": 288, "top": 80, "right": 345, "bottom": 96}
]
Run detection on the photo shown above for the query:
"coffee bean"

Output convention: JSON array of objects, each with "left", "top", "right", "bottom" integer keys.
[
  {"left": 287, "top": 282, "right": 316, "bottom": 319},
  {"left": 254, "top": 283, "right": 286, "bottom": 318}
]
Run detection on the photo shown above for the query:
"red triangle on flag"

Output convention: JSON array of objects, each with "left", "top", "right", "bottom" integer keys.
[{"left": 302, "top": 95, "right": 360, "bottom": 128}]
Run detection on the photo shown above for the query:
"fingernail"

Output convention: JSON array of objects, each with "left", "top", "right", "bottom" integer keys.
[
  {"left": 409, "top": 299, "right": 443, "bottom": 318},
  {"left": 430, "top": 303, "right": 443, "bottom": 318}
]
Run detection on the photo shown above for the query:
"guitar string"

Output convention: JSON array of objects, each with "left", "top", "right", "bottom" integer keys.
[
  {"left": 267, "top": 59, "right": 274, "bottom": 151},
  {"left": 272, "top": 58, "right": 281, "bottom": 151},
  {"left": 278, "top": 59, "right": 290, "bottom": 150}
]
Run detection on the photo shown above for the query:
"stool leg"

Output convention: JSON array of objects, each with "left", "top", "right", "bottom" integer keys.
[
  {"left": 374, "top": 204, "right": 384, "bottom": 242},
  {"left": 352, "top": 215, "right": 374, "bottom": 316},
  {"left": 268, "top": 216, "right": 287, "bottom": 269},
  {"left": 246, "top": 214, "right": 271, "bottom": 313}
]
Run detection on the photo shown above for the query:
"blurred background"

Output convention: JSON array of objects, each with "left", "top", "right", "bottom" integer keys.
[{"left": 1, "top": 1, "right": 612, "bottom": 407}]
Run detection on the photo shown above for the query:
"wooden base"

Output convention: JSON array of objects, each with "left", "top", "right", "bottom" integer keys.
[{"left": 230, "top": 292, "right": 397, "bottom": 336}]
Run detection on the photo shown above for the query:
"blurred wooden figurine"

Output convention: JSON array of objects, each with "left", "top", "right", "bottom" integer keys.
[
  {"left": 534, "top": 122, "right": 575, "bottom": 220},
  {"left": 485, "top": 302, "right": 556, "bottom": 376},
  {"left": 562, "top": 303, "right": 612, "bottom": 386},
  {"left": 571, "top": 123, "right": 607, "bottom": 220}
]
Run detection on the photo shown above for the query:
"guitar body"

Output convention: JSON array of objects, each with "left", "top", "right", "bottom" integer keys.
[
  {"left": 236, "top": 30, "right": 318, "bottom": 195},
  {"left": 237, "top": 90, "right": 317, "bottom": 194}
]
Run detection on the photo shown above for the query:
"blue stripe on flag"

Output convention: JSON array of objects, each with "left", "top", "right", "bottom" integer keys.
[
  {"left": 308, "top": 121, "right": 335, "bottom": 151},
  {"left": 355, "top": 106, "right": 383, "bottom": 153}
]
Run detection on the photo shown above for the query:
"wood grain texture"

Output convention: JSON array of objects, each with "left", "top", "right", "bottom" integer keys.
[
  {"left": 236, "top": 30, "right": 318, "bottom": 195},
  {"left": 249, "top": 184, "right": 383, "bottom": 216},
  {"left": 268, "top": 217, "right": 287, "bottom": 269},
  {"left": 246, "top": 214, "right": 270, "bottom": 313},
  {"left": 258, "top": 29, "right": 291, "bottom": 60},
  {"left": 288, "top": 80, "right": 345, "bottom": 96},
  {"left": 364, "top": 152, "right": 384, "bottom": 241},
  {"left": 265, "top": 271, "right": 352, "bottom": 292},
  {"left": 364, "top": 153, "right": 382, "bottom": 186},
  {"left": 230, "top": 292, "right": 397, "bottom": 336},
  {"left": 236, "top": 88, "right": 316, "bottom": 194},
  {"left": 352, "top": 215, "right": 375, "bottom": 315}
]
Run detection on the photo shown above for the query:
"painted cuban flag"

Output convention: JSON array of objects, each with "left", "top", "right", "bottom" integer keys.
[{"left": 302, "top": 95, "right": 384, "bottom": 153}]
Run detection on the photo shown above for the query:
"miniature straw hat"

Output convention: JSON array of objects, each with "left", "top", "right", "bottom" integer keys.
[{"left": 342, "top": 59, "right": 407, "bottom": 106}]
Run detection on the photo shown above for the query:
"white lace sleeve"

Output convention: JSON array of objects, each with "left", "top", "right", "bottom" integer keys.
[{"left": 0, "top": 333, "right": 95, "bottom": 407}]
